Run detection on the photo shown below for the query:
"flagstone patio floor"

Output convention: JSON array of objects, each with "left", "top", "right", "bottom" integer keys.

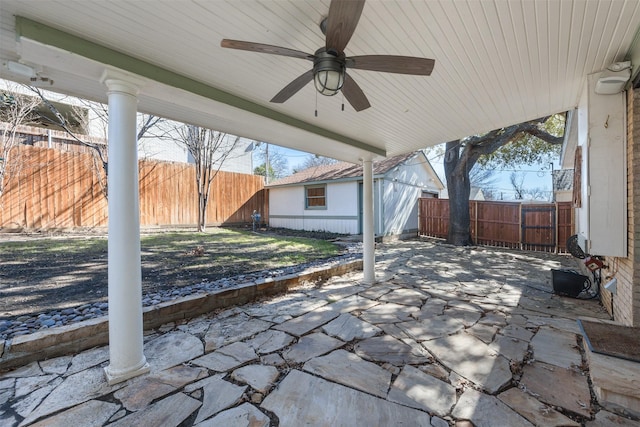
[{"left": 1, "top": 238, "right": 639, "bottom": 426}]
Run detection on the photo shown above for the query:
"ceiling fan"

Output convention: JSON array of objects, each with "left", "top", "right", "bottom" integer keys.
[{"left": 220, "top": 0, "right": 435, "bottom": 112}]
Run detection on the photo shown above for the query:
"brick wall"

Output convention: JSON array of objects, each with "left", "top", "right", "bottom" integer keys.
[{"left": 603, "top": 88, "right": 640, "bottom": 326}]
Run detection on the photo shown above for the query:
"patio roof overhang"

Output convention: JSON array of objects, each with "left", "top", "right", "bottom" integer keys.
[{"left": 1, "top": 1, "right": 639, "bottom": 163}]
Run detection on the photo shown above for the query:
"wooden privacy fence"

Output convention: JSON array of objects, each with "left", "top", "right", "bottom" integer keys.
[
  {"left": 0, "top": 146, "right": 267, "bottom": 229},
  {"left": 418, "top": 198, "right": 574, "bottom": 253}
]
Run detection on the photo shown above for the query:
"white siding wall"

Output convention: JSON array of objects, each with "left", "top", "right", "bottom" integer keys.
[
  {"left": 269, "top": 181, "right": 359, "bottom": 234},
  {"left": 138, "top": 137, "right": 189, "bottom": 163},
  {"left": 185, "top": 135, "right": 254, "bottom": 174},
  {"left": 381, "top": 160, "right": 439, "bottom": 236}
]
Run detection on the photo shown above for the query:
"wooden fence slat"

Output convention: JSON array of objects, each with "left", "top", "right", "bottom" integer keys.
[
  {"left": 0, "top": 146, "right": 266, "bottom": 229},
  {"left": 419, "top": 198, "right": 574, "bottom": 254}
]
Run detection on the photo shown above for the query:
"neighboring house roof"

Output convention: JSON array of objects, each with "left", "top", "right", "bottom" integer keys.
[
  {"left": 552, "top": 169, "right": 574, "bottom": 191},
  {"left": 268, "top": 152, "right": 442, "bottom": 188}
]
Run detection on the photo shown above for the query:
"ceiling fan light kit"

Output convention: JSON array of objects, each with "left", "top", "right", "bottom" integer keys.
[
  {"left": 313, "top": 49, "right": 345, "bottom": 96},
  {"left": 220, "top": 0, "right": 435, "bottom": 112}
]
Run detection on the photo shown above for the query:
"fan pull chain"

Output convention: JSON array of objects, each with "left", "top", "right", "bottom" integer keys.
[
  {"left": 341, "top": 91, "right": 345, "bottom": 111},
  {"left": 315, "top": 90, "right": 318, "bottom": 117}
]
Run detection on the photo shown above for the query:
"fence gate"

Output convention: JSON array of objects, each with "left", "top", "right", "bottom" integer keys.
[
  {"left": 520, "top": 204, "right": 556, "bottom": 251},
  {"left": 419, "top": 198, "right": 573, "bottom": 254}
]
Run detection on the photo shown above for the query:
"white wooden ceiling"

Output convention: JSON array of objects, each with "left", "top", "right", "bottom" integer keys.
[{"left": 1, "top": 0, "right": 639, "bottom": 163}]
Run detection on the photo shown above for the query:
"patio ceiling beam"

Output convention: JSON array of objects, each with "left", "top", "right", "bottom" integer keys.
[{"left": 15, "top": 16, "right": 386, "bottom": 158}]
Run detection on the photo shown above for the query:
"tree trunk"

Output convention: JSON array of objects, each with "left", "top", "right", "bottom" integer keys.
[
  {"left": 444, "top": 141, "right": 474, "bottom": 246},
  {"left": 440, "top": 116, "right": 564, "bottom": 246}
]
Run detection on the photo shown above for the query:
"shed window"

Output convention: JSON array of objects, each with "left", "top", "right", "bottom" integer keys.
[{"left": 305, "top": 185, "right": 326, "bottom": 209}]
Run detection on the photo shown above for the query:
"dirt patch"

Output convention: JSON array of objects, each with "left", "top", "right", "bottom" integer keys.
[{"left": 0, "top": 227, "right": 348, "bottom": 320}]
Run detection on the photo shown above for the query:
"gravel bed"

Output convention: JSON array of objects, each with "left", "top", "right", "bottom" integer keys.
[{"left": 0, "top": 243, "right": 362, "bottom": 340}]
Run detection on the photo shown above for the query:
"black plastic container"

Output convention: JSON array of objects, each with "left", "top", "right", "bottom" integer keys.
[{"left": 551, "top": 269, "right": 589, "bottom": 297}]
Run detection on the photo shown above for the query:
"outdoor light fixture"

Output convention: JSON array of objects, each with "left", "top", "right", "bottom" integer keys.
[
  {"left": 595, "top": 61, "right": 632, "bottom": 95},
  {"left": 313, "top": 49, "right": 345, "bottom": 96}
]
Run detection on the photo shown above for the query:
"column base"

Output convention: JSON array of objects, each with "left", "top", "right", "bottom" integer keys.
[
  {"left": 104, "top": 361, "right": 150, "bottom": 386},
  {"left": 362, "top": 275, "right": 377, "bottom": 285}
]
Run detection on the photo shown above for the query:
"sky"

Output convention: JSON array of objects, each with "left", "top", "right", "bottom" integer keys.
[{"left": 258, "top": 143, "right": 559, "bottom": 201}]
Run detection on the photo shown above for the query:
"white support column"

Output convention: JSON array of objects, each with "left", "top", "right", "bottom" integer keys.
[
  {"left": 102, "top": 70, "right": 149, "bottom": 385},
  {"left": 362, "top": 159, "right": 376, "bottom": 284}
]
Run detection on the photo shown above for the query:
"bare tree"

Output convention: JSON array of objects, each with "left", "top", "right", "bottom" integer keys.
[
  {"left": 29, "top": 87, "right": 110, "bottom": 197},
  {"left": 0, "top": 85, "right": 41, "bottom": 198},
  {"left": 28, "top": 87, "right": 168, "bottom": 199},
  {"left": 177, "top": 125, "right": 239, "bottom": 232},
  {"left": 509, "top": 172, "right": 526, "bottom": 200},
  {"left": 294, "top": 154, "right": 338, "bottom": 173},
  {"left": 526, "top": 187, "right": 549, "bottom": 201},
  {"left": 253, "top": 143, "right": 289, "bottom": 181},
  {"left": 469, "top": 165, "right": 497, "bottom": 196},
  {"left": 509, "top": 172, "right": 551, "bottom": 201}
]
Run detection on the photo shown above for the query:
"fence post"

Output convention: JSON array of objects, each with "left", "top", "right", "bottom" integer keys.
[
  {"left": 519, "top": 203, "right": 523, "bottom": 250},
  {"left": 554, "top": 202, "right": 559, "bottom": 254},
  {"left": 473, "top": 201, "right": 478, "bottom": 243}
]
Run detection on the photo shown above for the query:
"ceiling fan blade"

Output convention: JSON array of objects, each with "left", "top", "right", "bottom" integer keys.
[
  {"left": 342, "top": 73, "right": 371, "bottom": 112},
  {"left": 325, "top": 0, "right": 365, "bottom": 54},
  {"left": 347, "top": 55, "right": 435, "bottom": 75},
  {"left": 270, "top": 70, "right": 314, "bottom": 103},
  {"left": 221, "top": 39, "right": 314, "bottom": 60}
]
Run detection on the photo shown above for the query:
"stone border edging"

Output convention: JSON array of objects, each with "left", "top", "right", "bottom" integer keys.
[{"left": 0, "top": 259, "right": 362, "bottom": 371}]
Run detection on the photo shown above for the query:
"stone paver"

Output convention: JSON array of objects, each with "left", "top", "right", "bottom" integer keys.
[
  {"left": 354, "top": 335, "right": 430, "bottom": 364},
  {"left": 144, "top": 331, "right": 204, "bottom": 373},
  {"left": 359, "top": 302, "right": 419, "bottom": 324},
  {"left": 14, "top": 374, "right": 57, "bottom": 398},
  {"left": 519, "top": 361, "right": 592, "bottom": 417},
  {"left": 114, "top": 365, "right": 207, "bottom": 411},
  {"left": 245, "top": 330, "right": 294, "bottom": 354},
  {"left": 29, "top": 399, "right": 120, "bottom": 427},
  {"left": 501, "top": 324, "right": 534, "bottom": 342},
  {"left": 423, "top": 332, "right": 512, "bottom": 394},
  {"left": 321, "top": 313, "right": 381, "bottom": 341},
  {"left": 39, "top": 356, "right": 72, "bottom": 375},
  {"left": 303, "top": 350, "right": 392, "bottom": 397},
  {"left": 443, "top": 307, "right": 482, "bottom": 327},
  {"left": 497, "top": 387, "right": 580, "bottom": 426},
  {"left": 489, "top": 335, "right": 529, "bottom": 363},
  {"left": 378, "top": 288, "right": 428, "bottom": 306},
  {"left": 466, "top": 323, "right": 498, "bottom": 343},
  {"left": 1, "top": 239, "right": 631, "bottom": 427},
  {"left": 282, "top": 332, "right": 343, "bottom": 363},
  {"left": 203, "top": 314, "right": 272, "bottom": 352},
  {"left": 13, "top": 378, "right": 62, "bottom": 419},
  {"left": 387, "top": 365, "right": 456, "bottom": 416},
  {"left": 194, "top": 403, "right": 270, "bottom": 427},
  {"left": 273, "top": 307, "right": 340, "bottom": 337},
  {"left": 411, "top": 298, "right": 447, "bottom": 319},
  {"left": 530, "top": 327, "right": 582, "bottom": 369},
  {"left": 585, "top": 410, "right": 640, "bottom": 427},
  {"left": 189, "top": 376, "right": 246, "bottom": 424},
  {"left": 108, "top": 392, "right": 201, "bottom": 427},
  {"left": 452, "top": 388, "right": 534, "bottom": 427},
  {"left": 398, "top": 316, "right": 465, "bottom": 341},
  {"left": 231, "top": 365, "right": 279, "bottom": 393},
  {"left": 193, "top": 341, "right": 257, "bottom": 372},
  {"left": 19, "top": 366, "right": 123, "bottom": 426},
  {"left": 323, "top": 294, "right": 378, "bottom": 313},
  {"left": 262, "top": 370, "right": 432, "bottom": 427}
]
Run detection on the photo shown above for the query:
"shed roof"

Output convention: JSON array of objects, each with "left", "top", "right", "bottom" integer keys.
[{"left": 269, "top": 152, "right": 418, "bottom": 186}]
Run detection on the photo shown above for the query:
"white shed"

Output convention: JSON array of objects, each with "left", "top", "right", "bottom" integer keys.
[{"left": 267, "top": 152, "right": 444, "bottom": 238}]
